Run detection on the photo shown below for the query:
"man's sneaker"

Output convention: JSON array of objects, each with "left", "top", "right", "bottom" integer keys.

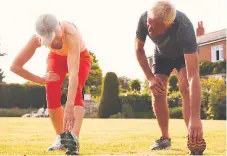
[
  {"left": 48, "top": 134, "right": 65, "bottom": 151},
  {"left": 190, "top": 151, "right": 203, "bottom": 155},
  {"left": 61, "top": 132, "right": 79, "bottom": 155},
  {"left": 150, "top": 137, "right": 171, "bottom": 150},
  {"left": 187, "top": 138, "right": 206, "bottom": 156}
]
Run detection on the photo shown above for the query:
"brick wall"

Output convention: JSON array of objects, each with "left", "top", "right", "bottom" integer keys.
[{"left": 198, "top": 40, "right": 226, "bottom": 61}]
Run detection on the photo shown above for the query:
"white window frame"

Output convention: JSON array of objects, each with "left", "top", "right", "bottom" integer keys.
[{"left": 211, "top": 44, "right": 224, "bottom": 62}]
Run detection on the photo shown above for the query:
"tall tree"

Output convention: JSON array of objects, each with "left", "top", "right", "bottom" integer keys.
[
  {"left": 130, "top": 79, "right": 141, "bottom": 92},
  {"left": 0, "top": 49, "right": 6, "bottom": 82},
  {"left": 142, "top": 79, "right": 150, "bottom": 94},
  {"left": 0, "top": 69, "right": 5, "bottom": 83},
  {"left": 85, "top": 51, "right": 103, "bottom": 96},
  {"left": 0, "top": 53, "right": 6, "bottom": 56},
  {"left": 118, "top": 76, "right": 130, "bottom": 93}
]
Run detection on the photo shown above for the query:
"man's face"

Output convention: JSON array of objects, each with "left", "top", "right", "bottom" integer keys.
[{"left": 147, "top": 17, "right": 170, "bottom": 37}]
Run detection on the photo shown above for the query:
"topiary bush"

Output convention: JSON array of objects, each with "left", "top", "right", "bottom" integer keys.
[
  {"left": 168, "top": 74, "right": 179, "bottom": 92},
  {"left": 98, "top": 72, "right": 121, "bottom": 118}
]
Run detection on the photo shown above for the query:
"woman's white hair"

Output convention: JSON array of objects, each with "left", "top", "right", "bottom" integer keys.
[
  {"left": 148, "top": 0, "right": 176, "bottom": 25},
  {"left": 35, "top": 13, "right": 59, "bottom": 44}
]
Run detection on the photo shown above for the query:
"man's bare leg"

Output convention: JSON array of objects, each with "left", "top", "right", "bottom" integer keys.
[
  {"left": 150, "top": 74, "right": 171, "bottom": 150},
  {"left": 152, "top": 74, "right": 169, "bottom": 138},
  {"left": 177, "top": 67, "right": 190, "bottom": 127}
]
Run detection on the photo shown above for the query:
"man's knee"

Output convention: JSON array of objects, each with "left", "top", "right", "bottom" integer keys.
[{"left": 152, "top": 94, "right": 167, "bottom": 105}]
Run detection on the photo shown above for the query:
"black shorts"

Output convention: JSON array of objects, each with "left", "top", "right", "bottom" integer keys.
[{"left": 151, "top": 55, "right": 186, "bottom": 76}]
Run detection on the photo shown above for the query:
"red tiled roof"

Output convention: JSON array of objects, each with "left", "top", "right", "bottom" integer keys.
[{"left": 197, "top": 29, "right": 226, "bottom": 45}]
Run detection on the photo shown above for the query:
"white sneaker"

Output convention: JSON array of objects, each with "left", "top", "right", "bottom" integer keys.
[{"left": 48, "top": 134, "right": 65, "bottom": 151}]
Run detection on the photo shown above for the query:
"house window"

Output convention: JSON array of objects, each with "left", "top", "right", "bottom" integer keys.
[
  {"left": 211, "top": 44, "right": 224, "bottom": 62},
  {"left": 216, "top": 50, "right": 220, "bottom": 60}
]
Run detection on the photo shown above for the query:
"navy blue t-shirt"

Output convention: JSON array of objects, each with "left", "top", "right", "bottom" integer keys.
[{"left": 136, "top": 10, "right": 197, "bottom": 59}]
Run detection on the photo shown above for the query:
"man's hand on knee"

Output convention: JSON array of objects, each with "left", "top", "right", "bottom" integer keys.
[{"left": 148, "top": 76, "right": 166, "bottom": 96}]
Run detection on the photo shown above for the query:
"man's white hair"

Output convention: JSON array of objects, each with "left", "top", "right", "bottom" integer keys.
[
  {"left": 35, "top": 13, "right": 59, "bottom": 44},
  {"left": 148, "top": 0, "right": 176, "bottom": 25}
]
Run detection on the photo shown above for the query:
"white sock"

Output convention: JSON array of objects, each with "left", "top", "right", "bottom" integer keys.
[{"left": 56, "top": 134, "right": 61, "bottom": 140}]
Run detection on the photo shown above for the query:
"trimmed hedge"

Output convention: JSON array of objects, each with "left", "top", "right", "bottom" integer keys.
[
  {"left": 120, "top": 93, "right": 152, "bottom": 113},
  {"left": 170, "top": 107, "right": 183, "bottom": 119},
  {"left": 0, "top": 83, "right": 46, "bottom": 109},
  {"left": 0, "top": 108, "right": 37, "bottom": 117},
  {"left": 200, "top": 60, "right": 226, "bottom": 76}
]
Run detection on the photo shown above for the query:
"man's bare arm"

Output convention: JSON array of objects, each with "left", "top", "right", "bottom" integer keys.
[{"left": 135, "top": 37, "right": 154, "bottom": 80}]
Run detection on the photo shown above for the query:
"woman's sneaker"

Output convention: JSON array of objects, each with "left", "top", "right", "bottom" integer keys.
[
  {"left": 61, "top": 132, "right": 80, "bottom": 155},
  {"left": 48, "top": 134, "right": 65, "bottom": 151}
]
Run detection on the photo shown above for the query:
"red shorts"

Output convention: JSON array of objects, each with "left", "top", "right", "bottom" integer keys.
[{"left": 46, "top": 50, "right": 91, "bottom": 109}]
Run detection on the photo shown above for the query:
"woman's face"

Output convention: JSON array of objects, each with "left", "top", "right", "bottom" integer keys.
[{"left": 50, "top": 26, "right": 63, "bottom": 49}]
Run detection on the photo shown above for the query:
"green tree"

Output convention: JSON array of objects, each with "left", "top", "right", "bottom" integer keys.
[
  {"left": 98, "top": 72, "right": 121, "bottom": 118},
  {"left": 130, "top": 79, "right": 141, "bottom": 91},
  {"left": 0, "top": 53, "right": 6, "bottom": 56},
  {"left": 119, "top": 76, "right": 130, "bottom": 93},
  {"left": 0, "top": 52, "right": 6, "bottom": 83},
  {"left": 0, "top": 69, "right": 5, "bottom": 83},
  {"left": 85, "top": 51, "right": 103, "bottom": 96},
  {"left": 201, "top": 77, "right": 226, "bottom": 119},
  {"left": 142, "top": 79, "right": 150, "bottom": 94}
]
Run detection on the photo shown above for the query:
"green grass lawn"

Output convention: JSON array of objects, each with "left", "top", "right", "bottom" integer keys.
[{"left": 0, "top": 118, "right": 226, "bottom": 155}]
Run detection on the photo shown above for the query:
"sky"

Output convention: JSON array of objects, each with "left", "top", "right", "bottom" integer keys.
[{"left": 0, "top": 0, "right": 226, "bottom": 83}]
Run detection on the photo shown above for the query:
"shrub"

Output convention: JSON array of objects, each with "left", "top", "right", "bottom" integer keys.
[
  {"left": 200, "top": 61, "right": 213, "bottom": 76},
  {"left": 200, "top": 60, "right": 226, "bottom": 76},
  {"left": 168, "top": 74, "right": 179, "bottom": 92},
  {"left": 134, "top": 112, "right": 154, "bottom": 118},
  {"left": 98, "top": 72, "right": 121, "bottom": 118},
  {"left": 168, "top": 91, "right": 182, "bottom": 108},
  {"left": 120, "top": 92, "right": 152, "bottom": 113},
  {"left": 170, "top": 107, "right": 183, "bottom": 119},
  {"left": 201, "top": 77, "right": 226, "bottom": 120},
  {"left": 122, "top": 103, "right": 134, "bottom": 118},
  {"left": 217, "top": 61, "right": 226, "bottom": 73},
  {"left": 91, "top": 96, "right": 100, "bottom": 104},
  {"left": 110, "top": 112, "right": 123, "bottom": 118}
]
